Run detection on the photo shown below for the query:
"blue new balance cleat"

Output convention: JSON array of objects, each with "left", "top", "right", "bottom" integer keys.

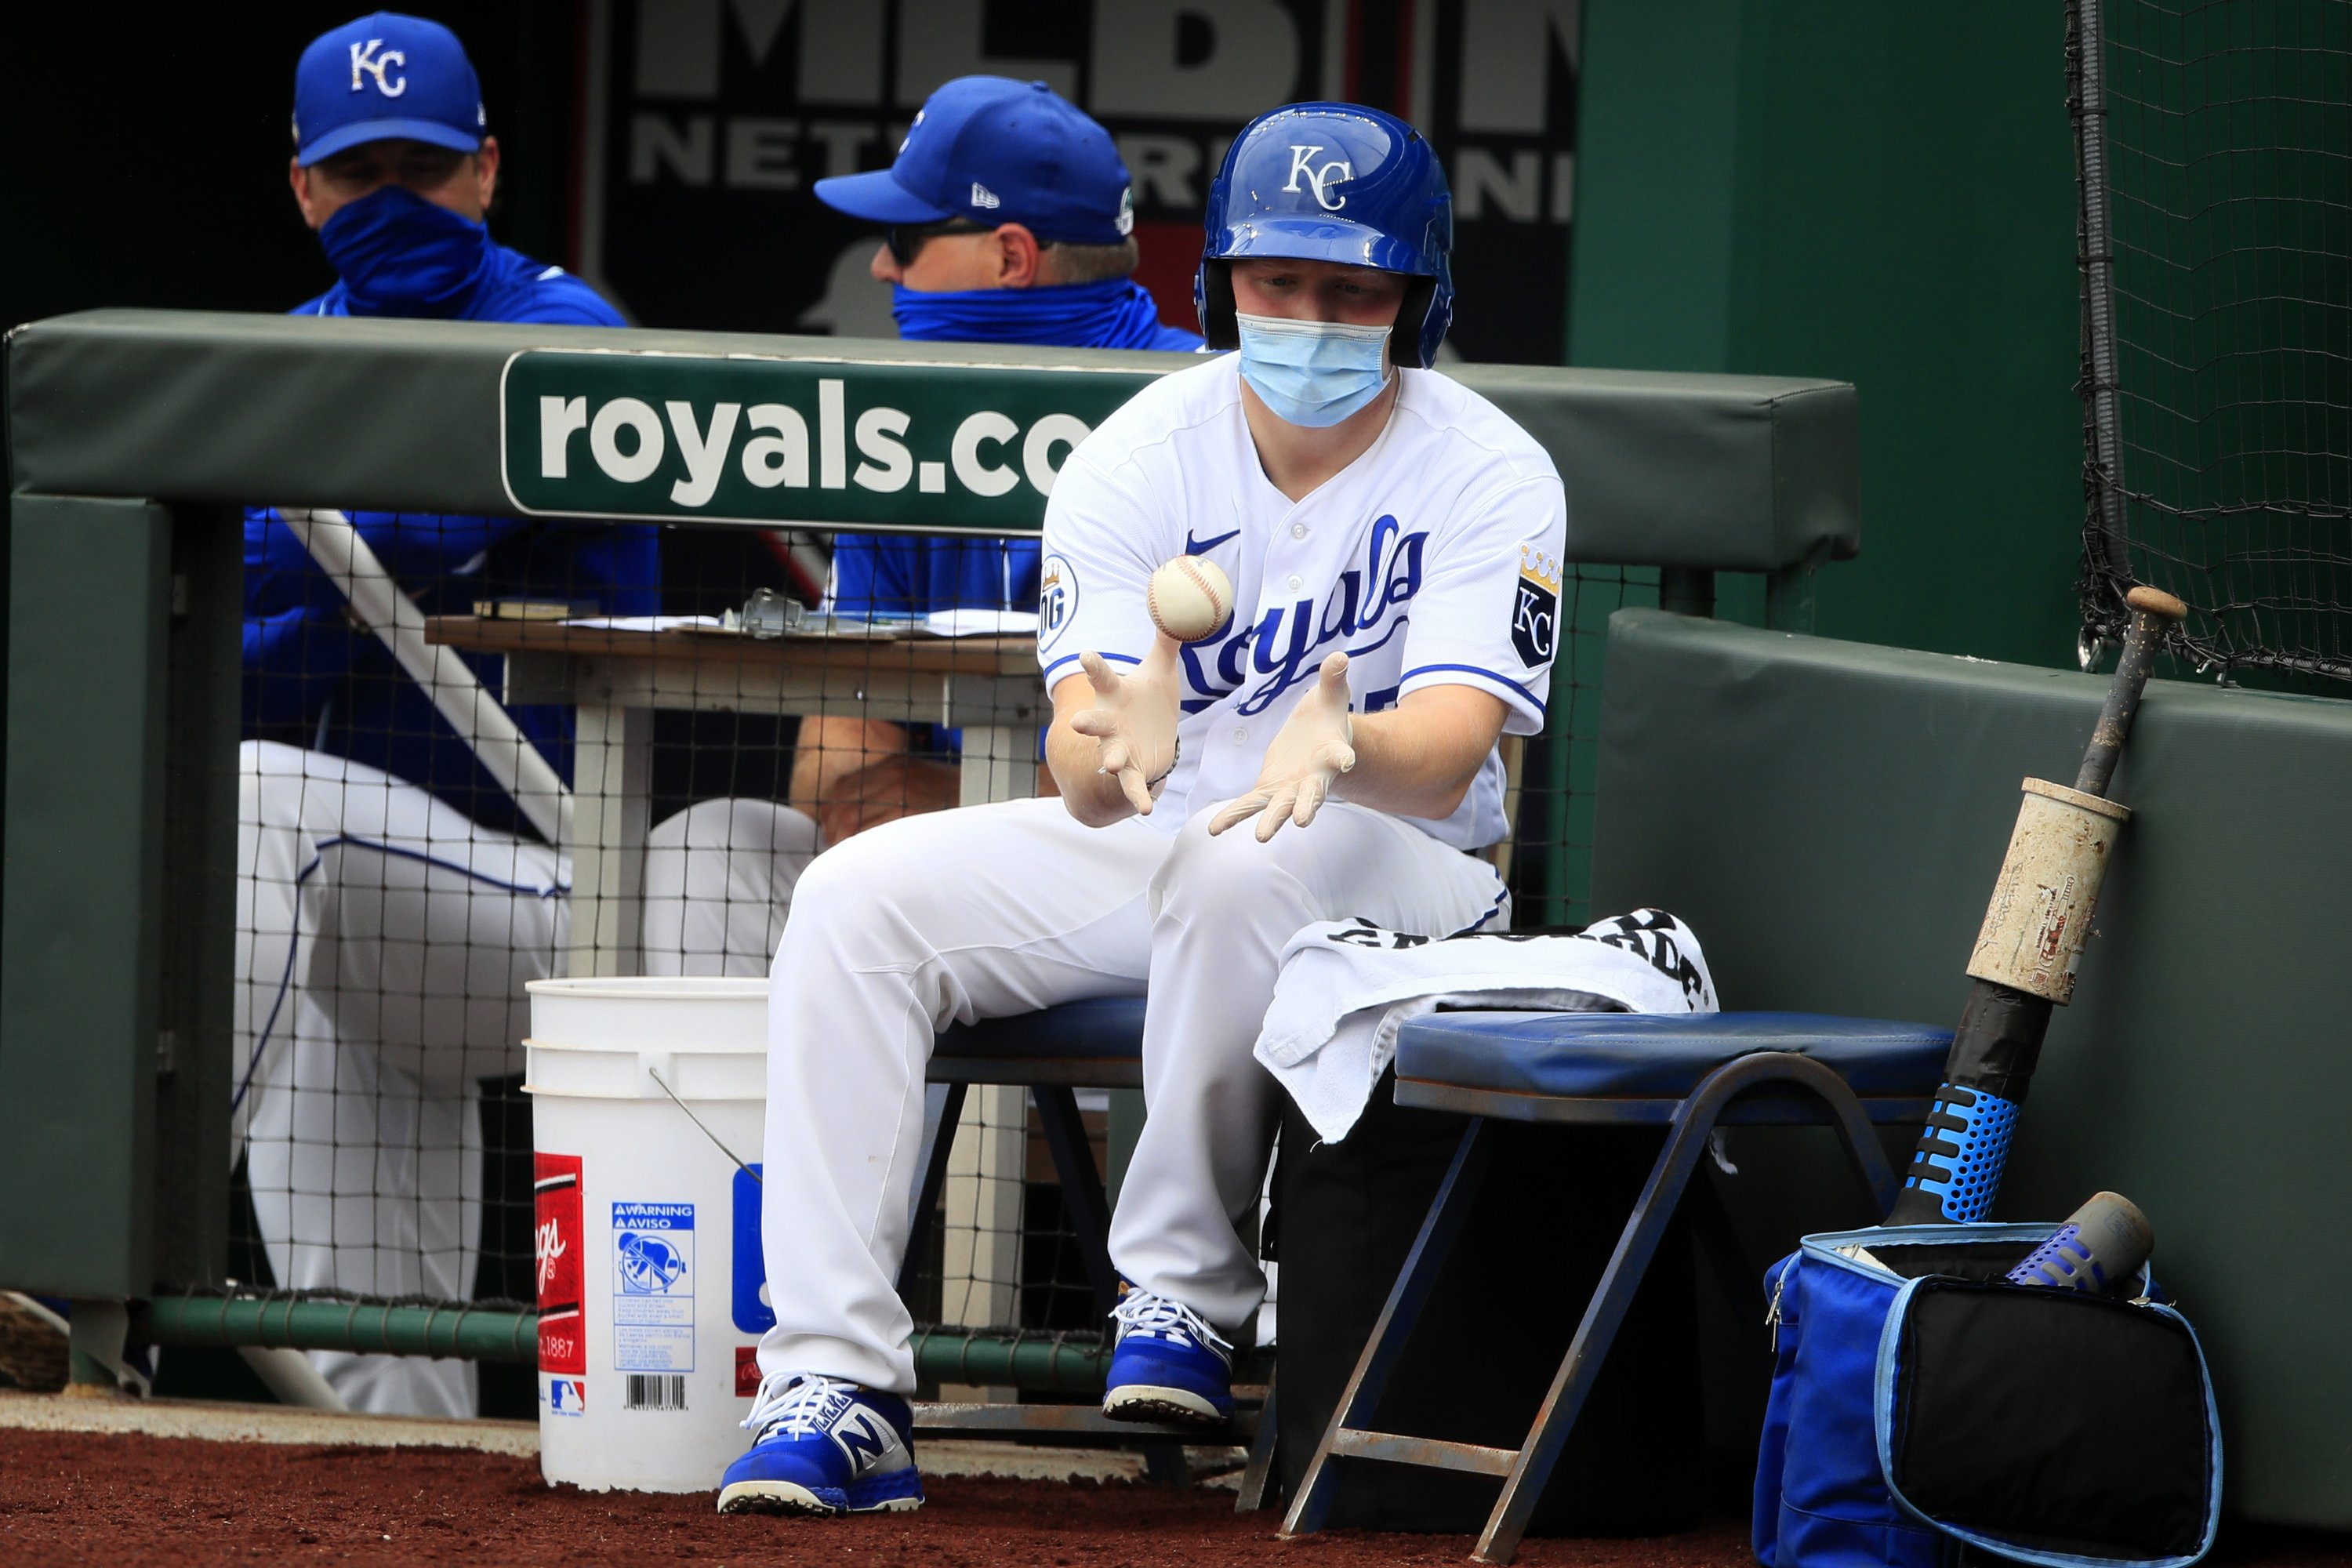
[
  {"left": 717, "top": 1374, "right": 924, "bottom": 1516},
  {"left": 1102, "top": 1287, "right": 1236, "bottom": 1425}
]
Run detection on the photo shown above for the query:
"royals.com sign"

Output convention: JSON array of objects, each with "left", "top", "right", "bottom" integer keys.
[{"left": 499, "top": 349, "right": 1168, "bottom": 533}]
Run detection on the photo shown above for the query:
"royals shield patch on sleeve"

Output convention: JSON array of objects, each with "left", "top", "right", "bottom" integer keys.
[{"left": 1512, "top": 546, "right": 1560, "bottom": 666}]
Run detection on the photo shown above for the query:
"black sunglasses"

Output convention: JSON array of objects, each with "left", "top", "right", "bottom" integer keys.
[{"left": 884, "top": 218, "right": 1056, "bottom": 267}]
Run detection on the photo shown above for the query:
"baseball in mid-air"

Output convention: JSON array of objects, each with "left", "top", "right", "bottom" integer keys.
[{"left": 1146, "top": 556, "right": 1235, "bottom": 644}]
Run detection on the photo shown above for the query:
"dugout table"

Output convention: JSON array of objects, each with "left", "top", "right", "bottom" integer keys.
[{"left": 422, "top": 616, "right": 1044, "bottom": 978}]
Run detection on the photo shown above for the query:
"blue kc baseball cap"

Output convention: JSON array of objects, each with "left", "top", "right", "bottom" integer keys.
[
  {"left": 815, "top": 77, "right": 1135, "bottom": 247},
  {"left": 292, "top": 12, "right": 487, "bottom": 166}
]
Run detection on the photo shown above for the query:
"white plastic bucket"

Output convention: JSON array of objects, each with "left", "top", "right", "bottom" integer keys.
[{"left": 524, "top": 976, "right": 771, "bottom": 1493}]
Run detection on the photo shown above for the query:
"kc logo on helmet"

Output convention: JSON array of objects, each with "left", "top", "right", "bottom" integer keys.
[
  {"left": 1284, "top": 146, "right": 1353, "bottom": 211},
  {"left": 349, "top": 39, "right": 408, "bottom": 98}
]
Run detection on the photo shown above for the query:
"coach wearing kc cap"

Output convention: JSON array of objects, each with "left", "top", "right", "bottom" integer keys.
[
  {"left": 238, "top": 11, "right": 651, "bottom": 1418},
  {"left": 770, "top": 78, "right": 1203, "bottom": 847}
]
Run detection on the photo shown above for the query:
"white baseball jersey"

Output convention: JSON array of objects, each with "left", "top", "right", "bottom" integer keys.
[{"left": 1037, "top": 353, "right": 1569, "bottom": 850}]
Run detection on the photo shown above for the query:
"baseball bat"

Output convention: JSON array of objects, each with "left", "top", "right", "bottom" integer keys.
[
  {"left": 1885, "top": 586, "right": 2185, "bottom": 1225},
  {"left": 2004, "top": 1190, "right": 2154, "bottom": 1292}
]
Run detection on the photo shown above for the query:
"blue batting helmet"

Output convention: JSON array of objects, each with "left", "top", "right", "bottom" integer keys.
[{"left": 1195, "top": 103, "right": 1454, "bottom": 369}]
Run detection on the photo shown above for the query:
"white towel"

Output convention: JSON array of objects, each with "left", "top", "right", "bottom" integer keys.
[{"left": 1254, "top": 909, "right": 1719, "bottom": 1143}]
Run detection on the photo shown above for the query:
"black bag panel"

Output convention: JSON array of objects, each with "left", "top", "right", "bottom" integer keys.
[
  {"left": 1889, "top": 1281, "right": 2212, "bottom": 1562},
  {"left": 1272, "top": 1071, "right": 1702, "bottom": 1536}
]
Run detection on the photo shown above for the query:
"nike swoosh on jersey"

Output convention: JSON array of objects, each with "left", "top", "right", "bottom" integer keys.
[{"left": 1183, "top": 528, "right": 1240, "bottom": 554}]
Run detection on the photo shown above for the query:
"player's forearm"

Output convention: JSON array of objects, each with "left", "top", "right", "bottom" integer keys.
[{"left": 1333, "top": 689, "right": 1506, "bottom": 820}]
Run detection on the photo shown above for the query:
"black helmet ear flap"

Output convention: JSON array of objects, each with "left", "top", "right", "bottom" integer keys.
[
  {"left": 1391, "top": 277, "right": 1437, "bottom": 368},
  {"left": 1200, "top": 259, "right": 1240, "bottom": 350}
]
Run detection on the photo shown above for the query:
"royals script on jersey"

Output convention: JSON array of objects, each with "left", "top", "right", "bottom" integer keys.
[{"left": 1038, "top": 354, "right": 1568, "bottom": 851}]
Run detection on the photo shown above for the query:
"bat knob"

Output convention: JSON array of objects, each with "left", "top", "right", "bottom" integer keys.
[{"left": 2125, "top": 586, "right": 2187, "bottom": 622}]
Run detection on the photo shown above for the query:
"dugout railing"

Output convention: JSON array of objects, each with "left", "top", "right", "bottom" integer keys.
[{"left": 0, "top": 309, "right": 1855, "bottom": 1396}]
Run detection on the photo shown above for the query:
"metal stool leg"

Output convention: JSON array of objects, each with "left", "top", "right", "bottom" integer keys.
[
  {"left": 1817, "top": 1080, "right": 1900, "bottom": 1214},
  {"left": 1143, "top": 1443, "right": 1192, "bottom": 1488},
  {"left": 1686, "top": 1168, "right": 1769, "bottom": 1356},
  {"left": 1032, "top": 1084, "right": 1121, "bottom": 1318},
  {"left": 1033, "top": 1083, "right": 1190, "bottom": 1484},
  {"left": 1280, "top": 1117, "right": 1494, "bottom": 1539},
  {"left": 1470, "top": 1093, "right": 1722, "bottom": 1563},
  {"left": 1234, "top": 1370, "right": 1278, "bottom": 1512},
  {"left": 897, "top": 1081, "right": 969, "bottom": 1299}
]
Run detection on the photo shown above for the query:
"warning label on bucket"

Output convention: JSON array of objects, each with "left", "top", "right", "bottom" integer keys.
[{"left": 612, "top": 1200, "right": 695, "bottom": 1373}]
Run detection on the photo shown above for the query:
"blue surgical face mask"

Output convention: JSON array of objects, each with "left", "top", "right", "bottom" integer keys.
[
  {"left": 318, "top": 183, "right": 493, "bottom": 317},
  {"left": 1233, "top": 311, "right": 1396, "bottom": 428}
]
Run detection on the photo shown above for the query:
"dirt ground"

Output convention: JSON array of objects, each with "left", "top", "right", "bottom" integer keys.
[{"left": 2, "top": 1428, "right": 2346, "bottom": 1568}]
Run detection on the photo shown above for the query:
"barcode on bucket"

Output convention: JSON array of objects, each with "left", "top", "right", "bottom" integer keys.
[{"left": 624, "top": 1375, "right": 687, "bottom": 1411}]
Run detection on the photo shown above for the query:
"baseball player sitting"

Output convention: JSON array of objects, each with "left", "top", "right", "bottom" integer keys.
[
  {"left": 642, "top": 78, "right": 1203, "bottom": 976},
  {"left": 719, "top": 103, "right": 1566, "bottom": 1516},
  {"left": 237, "top": 13, "right": 655, "bottom": 1416}
]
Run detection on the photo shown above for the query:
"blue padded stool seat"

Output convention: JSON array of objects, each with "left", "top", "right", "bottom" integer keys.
[
  {"left": 1395, "top": 1010, "right": 1951, "bottom": 1107},
  {"left": 931, "top": 995, "right": 1147, "bottom": 1087}
]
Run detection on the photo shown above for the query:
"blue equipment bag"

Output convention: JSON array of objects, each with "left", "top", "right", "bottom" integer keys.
[{"left": 1754, "top": 1225, "right": 2221, "bottom": 1568}]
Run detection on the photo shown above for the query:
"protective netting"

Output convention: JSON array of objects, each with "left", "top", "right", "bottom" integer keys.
[
  {"left": 2074, "top": 0, "right": 2352, "bottom": 680},
  {"left": 197, "top": 509, "right": 1629, "bottom": 1417}
]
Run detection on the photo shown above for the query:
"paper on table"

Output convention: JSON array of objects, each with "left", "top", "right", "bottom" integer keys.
[
  {"left": 560, "top": 615, "right": 724, "bottom": 632},
  {"left": 920, "top": 609, "right": 1040, "bottom": 637}
]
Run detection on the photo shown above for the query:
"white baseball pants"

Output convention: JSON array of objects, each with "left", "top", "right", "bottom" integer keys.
[
  {"left": 755, "top": 794, "right": 1505, "bottom": 1397},
  {"left": 235, "top": 741, "right": 816, "bottom": 1416}
]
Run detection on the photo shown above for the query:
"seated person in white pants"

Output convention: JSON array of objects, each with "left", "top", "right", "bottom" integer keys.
[
  {"left": 234, "top": 13, "right": 817, "bottom": 1417},
  {"left": 717, "top": 101, "right": 1567, "bottom": 1518}
]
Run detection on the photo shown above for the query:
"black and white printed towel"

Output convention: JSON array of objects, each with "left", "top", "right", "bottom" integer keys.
[{"left": 1254, "top": 909, "right": 1719, "bottom": 1142}]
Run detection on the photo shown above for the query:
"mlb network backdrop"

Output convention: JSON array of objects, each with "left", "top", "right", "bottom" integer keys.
[{"left": 580, "top": 0, "right": 1581, "bottom": 362}]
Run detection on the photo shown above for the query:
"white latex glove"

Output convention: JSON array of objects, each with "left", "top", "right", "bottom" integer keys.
[
  {"left": 1069, "top": 637, "right": 1182, "bottom": 816},
  {"left": 1208, "top": 652, "right": 1358, "bottom": 842}
]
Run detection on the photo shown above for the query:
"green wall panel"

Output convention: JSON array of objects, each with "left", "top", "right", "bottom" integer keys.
[
  {"left": 1, "top": 497, "right": 172, "bottom": 1298},
  {"left": 1573, "top": 0, "right": 2085, "bottom": 668}
]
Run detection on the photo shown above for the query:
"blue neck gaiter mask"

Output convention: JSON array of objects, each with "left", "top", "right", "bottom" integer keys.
[
  {"left": 319, "top": 185, "right": 495, "bottom": 318},
  {"left": 1233, "top": 311, "right": 1396, "bottom": 428},
  {"left": 892, "top": 278, "right": 1174, "bottom": 350}
]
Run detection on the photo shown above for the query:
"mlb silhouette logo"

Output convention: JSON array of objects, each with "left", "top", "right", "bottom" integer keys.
[
  {"left": 546, "top": 1376, "right": 587, "bottom": 1416},
  {"left": 617, "top": 1231, "right": 689, "bottom": 1294}
]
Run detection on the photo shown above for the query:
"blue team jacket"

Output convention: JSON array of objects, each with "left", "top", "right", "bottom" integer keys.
[{"left": 243, "top": 241, "right": 658, "bottom": 838}]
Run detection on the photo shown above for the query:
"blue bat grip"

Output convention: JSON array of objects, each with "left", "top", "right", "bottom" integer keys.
[{"left": 1896, "top": 1083, "right": 2018, "bottom": 1223}]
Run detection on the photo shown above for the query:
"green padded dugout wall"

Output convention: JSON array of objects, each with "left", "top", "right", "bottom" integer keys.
[
  {"left": 7, "top": 310, "right": 1857, "bottom": 571},
  {"left": 1592, "top": 608, "right": 2352, "bottom": 1526}
]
